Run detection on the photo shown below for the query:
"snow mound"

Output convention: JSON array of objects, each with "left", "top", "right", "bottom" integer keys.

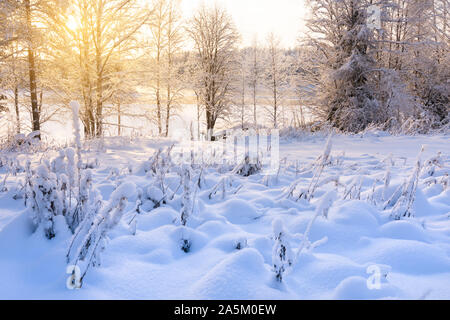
[
  {"left": 379, "top": 220, "right": 429, "bottom": 242},
  {"left": 136, "top": 207, "right": 178, "bottom": 231},
  {"left": 329, "top": 201, "right": 379, "bottom": 228},
  {"left": 190, "top": 248, "right": 270, "bottom": 299},
  {"left": 333, "top": 276, "right": 400, "bottom": 300},
  {"left": 218, "top": 199, "right": 262, "bottom": 224}
]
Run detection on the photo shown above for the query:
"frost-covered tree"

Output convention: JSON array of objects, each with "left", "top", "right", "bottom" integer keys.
[
  {"left": 263, "top": 33, "right": 290, "bottom": 129},
  {"left": 307, "top": 0, "right": 380, "bottom": 132},
  {"left": 45, "top": 0, "right": 151, "bottom": 138},
  {"left": 249, "top": 36, "right": 261, "bottom": 128},
  {"left": 187, "top": 4, "right": 240, "bottom": 140}
]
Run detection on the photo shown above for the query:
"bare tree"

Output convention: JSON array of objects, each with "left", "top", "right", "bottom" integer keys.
[
  {"left": 46, "top": 0, "right": 151, "bottom": 138},
  {"left": 249, "top": 36, "right": 260, "bottom": 128},
  {"left": 149, "top": 0, "right": 168, "bottom": 136},
  {"left": 187, "top": 4, "right": 240, "bottom": 140},
  {"left": 163, "top": 0, "right": 184, "bottom": 137},
  {"left": 264, "top": 33, "right": 288, "bottom": 129},
  {"left": 24, "top": 0, "right": 40, "bottom": 137}
]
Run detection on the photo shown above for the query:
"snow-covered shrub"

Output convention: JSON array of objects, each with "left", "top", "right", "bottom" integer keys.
[
  {"left": 235, "top": 237, "right": 248, "bottom": 250},
  {"left": 140, "top": 146, "right": 174, "bottom": 176},
  {"left": 316, "top": 190, "right": 337, "bottom": 219},
  {"left": 421, "top": 152, "right": 443, "bottom": 178},
  {"left": 180, "top": 166, "right": 192, "bottom": 226},
  {"left": 387, "top": 147, "right": 424, "bottom": 220},
  {"left": 51, "top": 150, "right": 67, "bottom": 174},
  {"left": 1, "top": 131, "right": 41, "bottom": 153},
  {"left": 71, "top": 169, "right": 94, "bottom": 231},
  {"left": 29, "top": 165, "right": 64, "bottom": 239},
  {"left": 294, "top": 194, "right": 331, "bottom": 265},
  {"left": 127, "top": 188, "right": 143, "bottom": 235},
  {"left": 67, "top": 182, "right": 136, "bottom": 286},
  {"left": 0, "top": 171, "right": 9, "bottom": 192},
  {"left": 382, "top": 164, "right": 392, "bottom": 202},
  {"left": 145, "top": 184, "right": 165, "bottom": 208},
  {"left": 343, "top": 175, "right": 364, "bottom": 200},
  {"left": 272, "top": 219, "right": 293, "bottom": 282},
  {"left": 297, "top": 134, "right": 333, "bottom": 201},
  {"left": 234, "top": 155, "right": 261, "bottom": 177}
]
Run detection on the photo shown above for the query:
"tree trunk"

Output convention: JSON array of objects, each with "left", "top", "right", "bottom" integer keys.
[
  {"left": 25, "top": 0, "right": 40, "bottom": 138},
  {"left": 117, "top": 102, "right": 121, "bottom": 136},
  {"left": 156, "top": 20, "right": 162, "bottom": 136},
  {"left": 165, "top": 49, "right": 172, "bottom": 137},
  {"left": 14, "top": 85, "right": 20, "bottom": 134},
  {"left": 196, "top": 93, "right": 200, "bottom": 140},
  {"left": 241, "top": 71, "right": 245, "bottom": 129},
  {"left": 95, "top": 4, "right": 103, "bottom": 137}
]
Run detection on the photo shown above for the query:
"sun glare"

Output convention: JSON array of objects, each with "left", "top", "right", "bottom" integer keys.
[{"left": 66, "top": 15, "right": 79, "bottom": 32}]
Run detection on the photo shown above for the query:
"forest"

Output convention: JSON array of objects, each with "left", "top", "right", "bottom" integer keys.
[{"left": 0, "top": 0, "right": 448, "bottom": 142}]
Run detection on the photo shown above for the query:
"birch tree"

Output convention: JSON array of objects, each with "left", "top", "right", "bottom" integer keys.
[{"left": 187, "top": 4, "right": 240, "bottom": 140}]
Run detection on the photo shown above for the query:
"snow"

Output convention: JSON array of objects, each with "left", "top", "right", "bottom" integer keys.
[{"left": 0, "top": 133, "right": 449, "bottom": 299}]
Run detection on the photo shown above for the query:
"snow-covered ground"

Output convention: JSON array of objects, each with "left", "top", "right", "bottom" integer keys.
[{"left": 0, "top": 133, "right": 449, "bottom": 299}]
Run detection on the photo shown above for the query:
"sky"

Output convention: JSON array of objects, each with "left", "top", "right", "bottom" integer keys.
[{"left": 180, "top": 0, "right": 307, "bottom": 48}]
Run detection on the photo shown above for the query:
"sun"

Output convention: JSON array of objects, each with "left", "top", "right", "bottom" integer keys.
[{"left": 66, "top": 14, "right": 79, "bottom": 32}]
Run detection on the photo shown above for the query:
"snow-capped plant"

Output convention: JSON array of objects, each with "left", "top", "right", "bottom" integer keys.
[
  {"left": 127, "top": 188, "right": 143, "bottom": 235},
  {"left": 440, "top": 173, "right": 449, "bottom": 190},
  {"left": 70, "top": 169, "right": 94, "bottom": 231},
  {"left": 180, "top": 165, "right": 192, "bottom": 226},
  {"left": 29, "top": 165, "right": 63, "bottom": 239},
  {"left": 50, "top": 150, "right": 67, "bottom": 174},
  {"left": 298, "top": 134, "right": 333, "bottom": 201},
  {"left": 70, "top": 101, "right": 83, "bottom": 174},
  {"left": 22, "top": 160, "right": 32, "bottom": 206},
  {"left": 235, "top": 237, "right": 248, "bottom": 250},
  {"left": 67, "top": 182, "right": 136, "bottom": 287},
  {"left": 65, "top": 148, "right": 76, "bottom": 204},
  {"left": 58, "top": 173, "right": 69, "bottom": 217},
  {"left": 0, "top": 171, "right": 9, "bottom": 192},
  {"left": 272, "top": 219, "right": 293, "bottom": 282},
  {"left": 421, "top": 152, "right": 443, "bottom": 178},
  {"left": 343, "top": 175, "right": 364, "bottom": 200},
  {"left": 234, "top": 154, "right": 261, "bottom": 177},
  {"left": 294, "top": 193, "right": 332, "bottom": 265},
  {"left": 389, "top": 147, "right": 424, "bottom": 220},
  {"left": 316, "top": 190, "right": 337, "bottom": 219},
  {"left": 382, "top": 164, "right": 392, "bottom": 202}
]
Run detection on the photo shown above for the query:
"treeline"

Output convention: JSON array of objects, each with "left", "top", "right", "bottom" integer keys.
[
  {"left": 300, "top": 0, "right": 449, "bottom": 133},
  {"left": 0, "top": 0, "right": 448, "bottom": 142}
]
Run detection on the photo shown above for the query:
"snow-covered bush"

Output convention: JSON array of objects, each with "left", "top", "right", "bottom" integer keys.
[
  {"left": 67, "top": 182, "right": 136, "bottom": 286},
  {"left": 272, "top": 219, "right": 293, "bottom": 282},
  {"left": 294, "top": 193, "right": 331, "bottom": 266},
  {"left": 71, "top": 169, "right": 94, "bottom": 231},
  {"left": 1, "top": 131, "right": 41, "bottom": 153},
  {"left": 235, "top": 237, "right": 248, "bottom": 250},
  {"left": 180, "top": 166, "right": 192, "bottom": 226},
  {"left": 421, "top": 152, "right": 443, "bottom": 178},
  {"left": 386, "top": 147, "right": 424, "bottom": 220},
  {"left": 316, "top": 190, "right": 337, "bottom": 219},
  {"left": 234, "top": 155, "right": 261, "bottom": 177},
  {"left": 343, "top": 175, "right": 364, "bottom": 200},
  {"left": 287, "top": 134, "right": 333, "bottom": 201},
  {"left": 28, "top": 165, "right": 64, "bottom": 239}
]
